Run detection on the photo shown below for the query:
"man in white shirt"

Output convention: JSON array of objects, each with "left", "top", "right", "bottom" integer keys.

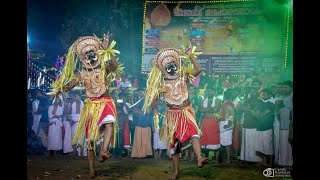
[{"left": 32, "top": 91, "right": 42, "bottom": 134}]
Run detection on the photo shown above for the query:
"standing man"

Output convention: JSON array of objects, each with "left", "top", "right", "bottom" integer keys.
[
  {"left": 256, "top": 88, "right": 274, "bottom": 166},
  {"left": 47, "top": 95, "right": 64, "bottom": 157},
  {"left": 277, "top": 80, "right": 293, "bottom": 167},
  {"left": 143, "top": 46, "right": 208, "bottom": 180},
  {"left": 70, "top": 92, "right": 84, "bottom": 156},
  {"left": 218, "top": 89, "right": 235, "bottom": 164},
  {"left": 199, "top": 86, "right": 221, "bottom": 161},
  {"left": 32, "top": 90, "right": 42, "bottom": 134},
  {"left": 131, "top": 89, "right": 153, "bottom": 158},
  {"left": 240, "top": 87, "right": 262, "bottom": 163},
  {"left": 48, "top": 33, "right": 123, "bottom": 178}
]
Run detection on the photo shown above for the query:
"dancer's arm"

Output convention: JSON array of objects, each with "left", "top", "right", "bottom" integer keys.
[
  {"left": 186, "top": 48, "right": 202, "bottom": 77},
  {"left": 151, "top": 97, "right": 159, "bottom": 116},
  {"left": 102, "top": 33, "right": 118, "bottom": 71},
  {"left": 59, "top": 73, "right": 81, "bottom": 93},
  {"left": 108, "top": 56, "right": 118, "bottom": 71}
]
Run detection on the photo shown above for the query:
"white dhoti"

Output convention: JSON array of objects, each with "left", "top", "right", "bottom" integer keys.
[
  {"left": 255, "top": 129, "right": 273, "bottom": 155},
  {"left": 273, "top": 119, "right": 280, "bottom": 164},
  {"left": 82, "top": 139, "right": 88, "bottom": 156},
  {"left": 278, "top": 130, "right": 293, "bottom": 166},
  {"left": 219, "top": 120, "right": 233, "bottom": 146},
  {"left": 71, "top": 114, "right": 80, "bottom": 155},
  {"left": 240, "top": 128, "right": 262, "bottom": 162},
  {"left": 153, "top": 128, "right": 167, "bottom": 150},
  {"left": 32, "top": 115, "right": 41, "bottom": 134},
  {"left": 47, "top": 119, "right": 63, "bottom": 151},
  {"left": 71, "top": 114, "right": 80, "bottom": 138},
  {"left": 63, "top": 121, "right": 73, "bottom": 153},
  {"left": 98, "top": 115, "right": 116, "bottom": 128},
  {"left": 71, "top": 122, "right": 78, "bottom": 138}
]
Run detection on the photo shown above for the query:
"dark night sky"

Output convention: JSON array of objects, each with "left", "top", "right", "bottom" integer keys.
[
  {"left": 27, "top": 0, "right": 68, "bottom": 65},
  {"left": 26, "top": 0, "right": 144, "bottom": 67}
]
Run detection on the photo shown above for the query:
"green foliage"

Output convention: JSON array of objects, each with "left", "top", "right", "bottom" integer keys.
[{"left": 59, "top": 0, "right": 142, "bottom": 51}]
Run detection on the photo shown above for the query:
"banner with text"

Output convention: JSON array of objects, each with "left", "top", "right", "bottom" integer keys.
[{"left": 142, "top": 1, "right": 287, "bottom": 75}]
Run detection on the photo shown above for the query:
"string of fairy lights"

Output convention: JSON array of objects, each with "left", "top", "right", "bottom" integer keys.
[
  {"left": 284, "top": 0, "right": 292, "bottom": 69},
  {"left": 27, "top": 52, "right": 63, "bottom": 92}
]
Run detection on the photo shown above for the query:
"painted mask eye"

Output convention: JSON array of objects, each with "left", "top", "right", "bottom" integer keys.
[
  {"left": 166, "top": 62, "right": 177, "bottom": 75},
  {"left": 85, "top": 50, "right": 97, "bottom": 62}
]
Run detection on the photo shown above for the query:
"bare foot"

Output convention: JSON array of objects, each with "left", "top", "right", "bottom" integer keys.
[
  {"left": 168, "top": 173, "right": 179, "bottom": 180},
  {"left": 198, "top": 158, "right": 209, "bottom": 168},
  {"left": 99, "top": 151, "right": 111, "bottom": 163},
  {"left": 88, "top": 171, "right": 95, "bottom": 179}
]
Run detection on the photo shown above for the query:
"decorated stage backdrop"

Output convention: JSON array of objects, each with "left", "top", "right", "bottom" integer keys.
[{"left": 141, "top": 0, "right": 291, "bottom": 75}]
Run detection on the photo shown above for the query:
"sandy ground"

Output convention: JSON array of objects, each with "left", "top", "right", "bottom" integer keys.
[{"left": 27, "top": 154, "right": 292, "bottom": 180}]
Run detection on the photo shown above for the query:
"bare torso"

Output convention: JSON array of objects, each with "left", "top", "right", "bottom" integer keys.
[{"left": 79, "top": 68, "right": 111, "bottom": 98}]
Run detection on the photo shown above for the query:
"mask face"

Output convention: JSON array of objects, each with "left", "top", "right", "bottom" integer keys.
[
  {"left": 81, "top": 47, "right": 100, "bottom": 68},
  {"left": 85, "top": 50, "right": 97, "bottom": 63},
  {"left": 166, "top": 61, "right": 178, "bottom": 76},
  {"left": 155, "top": 48, "right": 181, "bottom": 80},
  {"left": 75, "top": 36, "right": 101, "bottom": 69}
]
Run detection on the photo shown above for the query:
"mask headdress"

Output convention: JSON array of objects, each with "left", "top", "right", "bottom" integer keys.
[
  {"left": 142, "top": 48, "right": 180, "bottom": 113},
  {"left": 142, "top": 45, "right": 202, "bottom": 113},
  {"left": 75, "top": 36, "right": 101, "bottom": 69},
  {"left": 48, "top": 34, "right": 123, "bottom": 96},
  {"left": 154, "top": 48, "right": 181, "bottom": 80}
]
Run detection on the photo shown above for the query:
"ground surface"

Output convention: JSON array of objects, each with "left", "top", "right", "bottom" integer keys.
[{"left": 27, "top": 154, "right": 292, "bottom": 180}]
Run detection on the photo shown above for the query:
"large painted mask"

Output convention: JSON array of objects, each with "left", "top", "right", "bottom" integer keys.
[
  {"left": 155, "top": 48, "right": 181, "bottom": 80},
  {"left": 74, "top": 36, "right": 101, "bottom": 69}
]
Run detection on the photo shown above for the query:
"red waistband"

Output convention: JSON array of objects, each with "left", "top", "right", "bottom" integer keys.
[{"left": 89, "top": 96, "right": 112, "bottom": 101}]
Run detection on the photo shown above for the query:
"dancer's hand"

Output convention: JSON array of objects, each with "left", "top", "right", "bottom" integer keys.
[
  {"left": 102, "top": 33, "right": 109, "bottom": 49},
  {"left": 185, "top": 47, "right": 192, "bottom": 56}
]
